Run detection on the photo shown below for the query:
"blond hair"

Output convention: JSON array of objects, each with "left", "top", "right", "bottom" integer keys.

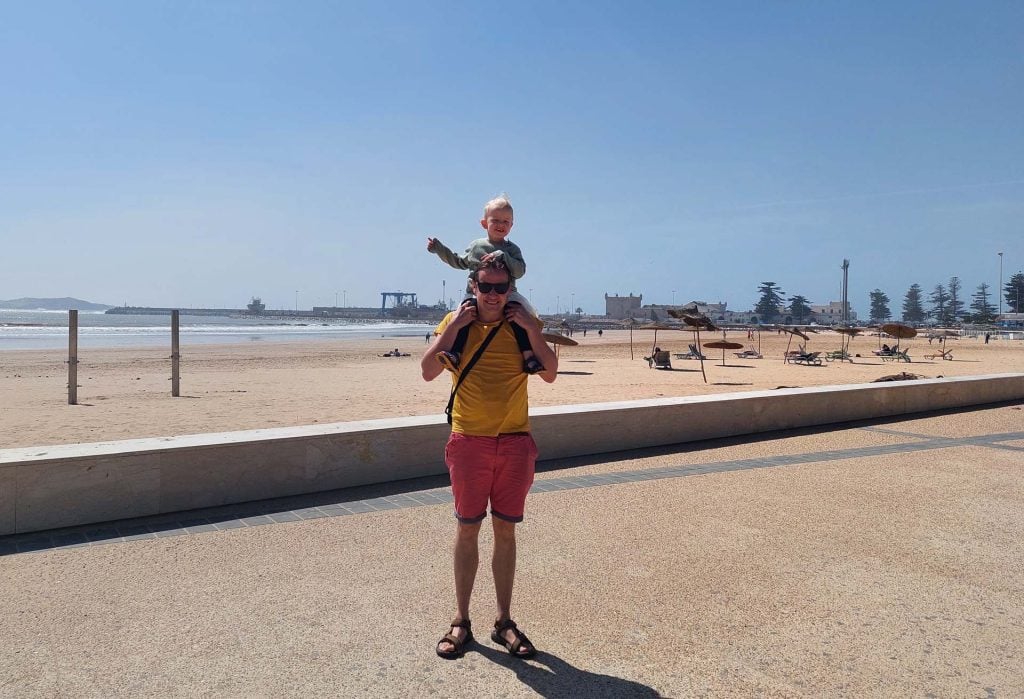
[{"left": 483, "top": 193, "right": 513, "bottom": 218}]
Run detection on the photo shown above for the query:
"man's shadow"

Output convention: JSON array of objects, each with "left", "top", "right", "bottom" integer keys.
[{"left": 475, "top": 646, "right": 662, "bottom": 698}]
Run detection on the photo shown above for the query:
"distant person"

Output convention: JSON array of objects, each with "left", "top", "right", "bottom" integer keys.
[
  {"left": 582, "top": 328, "right": 587, "bottom": 337},
  {"left": 421, "top": 259, "right": 558, "bottom": 661},
  {"left": 598, "top": 329, "right": 603, "bottom": 337},
  {"left": 426, "top": 194, "right": 543, "bottom": 375},
  {"left": 425, "top": 332, "right": 432, "bottom": 344}
]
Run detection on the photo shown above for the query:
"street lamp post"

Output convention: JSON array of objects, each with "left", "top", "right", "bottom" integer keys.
[
  {"left": 998, "top": 252, "right": 1004, "bottom": 317},
  {"left": 343, "top": 290, "right": 347, "bottom": 308},
  {"left": 672, "top": 290, "right": 676, "bottom": 305},
  {"left": 571, "top": 293, "right": 575, "bottom": 316},
  {"left": 295, "top": 290, "right": 298, "bottom": 312}
]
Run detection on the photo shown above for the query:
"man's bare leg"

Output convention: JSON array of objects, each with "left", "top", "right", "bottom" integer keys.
[
  {"left": 491, "top": 518, "right": 522, "bottom": 645},
  {"left": 438, "top": 521, "right": 481, "bottom": 654}
]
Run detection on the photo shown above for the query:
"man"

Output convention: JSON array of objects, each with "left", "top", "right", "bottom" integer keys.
[{"left": 421, "top": 260, "right": 558, "bottom": 660}]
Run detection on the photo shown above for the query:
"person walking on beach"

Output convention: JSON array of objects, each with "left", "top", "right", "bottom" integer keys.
[
  {"left": 426, "top": 194, "right": 544, "bottom": 374},
  {"left": 421, "top": 259, "right": 558, "bottom": 660}
]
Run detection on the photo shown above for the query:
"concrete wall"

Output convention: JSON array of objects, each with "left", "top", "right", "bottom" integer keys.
[{"left": 2, "top": 374, "right": 1022, "bottom": 535}]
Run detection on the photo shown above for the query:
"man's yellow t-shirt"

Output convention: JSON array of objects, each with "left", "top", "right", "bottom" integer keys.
[{"left": 435, "top": 313, "right": 531, "bottom": 436}]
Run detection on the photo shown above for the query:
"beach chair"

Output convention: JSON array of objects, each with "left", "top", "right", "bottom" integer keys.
[
  {"left": 825, "top": 349, "right": 851, "bottom": 362},
  {"left": 924, "top": 348, "right": 953, "bottom": 361},
  {"left": 684, "top": 343, "right": 708, "bottom": 360},
  {"left": 791, "top": 350, "right": 823, "bottom": 366},
  {"left": 876, "top": 348, "right": 910, "bottom": 362},
  {"left": 645, "top": 350, "right": 672, "bottom": 369},
  {"left": 673, "top": 345, "right": 699, "bottom": 360},
  {"left": 733, "top": 347, "right": 763, "bottom": 359}
]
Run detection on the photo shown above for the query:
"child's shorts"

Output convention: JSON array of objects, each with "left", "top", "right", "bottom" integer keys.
[{"left": 444, "top": 432, "right": 537, "bottom": 523}]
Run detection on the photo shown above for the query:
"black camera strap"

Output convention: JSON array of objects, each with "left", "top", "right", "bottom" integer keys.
[{"left": 445, "top": 322, "right": 503, "bottom": 425}]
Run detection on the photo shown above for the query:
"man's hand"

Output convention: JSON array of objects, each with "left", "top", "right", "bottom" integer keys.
[
  {"left": 451, "top": 299, "right": 478, "bottom": 328},
  {"left": 480, "top": 251, "right": 503, "bottom": 264},
  {"left": 503, "top": 302, "right": 532, "bottom": 329},
  {"left": 427, "top": 237, "right": 439, "bottom": 252}
]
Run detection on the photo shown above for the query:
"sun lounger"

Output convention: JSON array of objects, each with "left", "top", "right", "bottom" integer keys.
[
  {"left": 825, "top": 349, "right": 851, "bottom": 362},
  {"left": 673, "top": 343, "right": 708, "bottom": 361},
  {"left": 733, "top": 347, "right": 763, "bottom": 359},
  {"left": 924, "top": 348, "right": 953, "bottom": 361},
  {"left": 645, "top": 350, "right": 672, "bottom": 369},
  {"left": 875, "top": 348, "right": 910, "bottom": 362},
  {"left": 791, "top": 351, "right": 823, "bottom": 366}
]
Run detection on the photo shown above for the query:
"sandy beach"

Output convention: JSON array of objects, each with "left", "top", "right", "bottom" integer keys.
[{"left": 1, "top": 329, "right": 1021, "bottom": 449}]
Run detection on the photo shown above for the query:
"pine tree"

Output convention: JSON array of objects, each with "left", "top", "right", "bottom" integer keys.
[
  {"left": 1004, "top": 271, "right": 1024, "bottom": 313},
  {"left": 788, "top": 295, "right": 812, "bottom": 324},
  {"left": 869, "top": 289, "right": 891, "bottom": 322},
  {"left": 901, "top": 284, "right": 925, "bottom": 323},
  {"left": 754, "top": 282, "right": 785, "bottom": 323},
  {"left": 969, "top": 283, "right": 997, "bottom": 324},
  {"left": 948, "top": 276, "right": 965, "bottom": 323},
  {"left": 929, "top": 284, "right": 950, "bottom": 324}
]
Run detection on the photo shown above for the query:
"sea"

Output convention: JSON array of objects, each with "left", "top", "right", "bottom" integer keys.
[{"left": 0, "top": 310, "right": 435, "bottom": 351}]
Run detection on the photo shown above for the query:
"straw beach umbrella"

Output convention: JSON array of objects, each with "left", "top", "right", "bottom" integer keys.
[
  {"left": 639, "top": 322, "right": 675, "bottom": 356},
  {"left": 703, "top": 340, "right": 744, "bottom": 367},
  {"left": 623, "top": 318, "right": 637, "bottom": 360},
  {"left": 542, "top": 329, "right": 578, "bottom": 359},
  {"left": 880, "top": 322, "right": 917, "bottom": 354},
  {"left": 671, "top": 310, "right": 718, "bottom": 384},
  {"left": 833, "top": 326, "right": 862, "bottom": 362},
  {"left": 780, "top": 327, "right": 809, "bottom": 363}
]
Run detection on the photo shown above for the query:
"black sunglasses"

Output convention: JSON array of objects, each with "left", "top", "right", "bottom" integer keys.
[{"left": 476, "top": 281, "right": 511, "bottom": 294}]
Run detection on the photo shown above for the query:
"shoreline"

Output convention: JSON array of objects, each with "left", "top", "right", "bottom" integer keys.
[{"left": 1, "top": 330, "right": 1021, "bottom": 450}]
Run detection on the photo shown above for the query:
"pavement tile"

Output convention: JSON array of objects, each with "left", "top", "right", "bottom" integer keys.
[
  {"left": 16, "top": 538, "right": 55, "bottom": 553},
  {"left": 292, "top": 508, "right": 329, "bottom": 520},
  {"left": 212, "top": 520, "right": 247, "bottom": 531},
  {"left": 117, "top": 524, "right": 153, "bottom": 537},
  {"left": 153, "top": 529, "right": 187, "bottom": 539},
  {"left": 84, "top": 528, "right": 122, "bottom": 543},
  {"left": 121, "top": 533, "right": 158, "bottom": 542},
  {"left": 51, "top": 533, "right": 89, "bottom": 547},
  {"left": 240, "top": 516, "right": 274, "bottom": 527}
]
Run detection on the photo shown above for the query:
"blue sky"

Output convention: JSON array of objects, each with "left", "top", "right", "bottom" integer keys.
[{"left": 2, "top": 1, "right": 1022, "bottom": 315}]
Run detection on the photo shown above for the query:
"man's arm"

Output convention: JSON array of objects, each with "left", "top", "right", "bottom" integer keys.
[
  {"left": 504, "top": 305, "right": 558, "bottom": 383},
  {"left": 421, "top": 305, "right": 477, "bottom": 381},
  {"left": 488, "top": 241, "right": 526, "bottom": 279},
  {"left": 427, "top": 237, "right": 472, "bottom": 271}
]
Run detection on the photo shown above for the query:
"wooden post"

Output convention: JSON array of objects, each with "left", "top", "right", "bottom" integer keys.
[
  {"left": 171, "top": 310, "right": 180, "bottom": 397},
  {"left": 68, "top": 310, "right": 78, "bottom": 405}
]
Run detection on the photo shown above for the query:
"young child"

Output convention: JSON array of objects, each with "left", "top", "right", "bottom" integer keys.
[{"left": 426, "top": 194, "right": 543, "bottom": 374}]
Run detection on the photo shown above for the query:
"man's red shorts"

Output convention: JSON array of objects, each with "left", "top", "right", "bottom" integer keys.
[{"left": 444, "top": 432, "right": 537, "bottom": 523}]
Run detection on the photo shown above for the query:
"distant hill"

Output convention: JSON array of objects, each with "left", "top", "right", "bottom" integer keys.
[{"left": 0, "top": 297, "right": 112, "bottom": 311}]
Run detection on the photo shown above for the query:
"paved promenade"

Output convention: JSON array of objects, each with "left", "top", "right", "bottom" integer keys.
[{"left": 2, "top": 403, "right": 1023, "bottom": 697}]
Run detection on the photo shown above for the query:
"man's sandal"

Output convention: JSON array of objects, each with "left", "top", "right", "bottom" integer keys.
[
  {"left": 491, "top": 619, "right": 536, "bottom": 659},
  {"left": 436, "top": 619, "right": 473, "bottom": 660},
  {"left": 523, "top": 357, "right": 544, "bottom": 374},
  {"left": 436, "top": 351, "right": 461, "bottom": 373}
]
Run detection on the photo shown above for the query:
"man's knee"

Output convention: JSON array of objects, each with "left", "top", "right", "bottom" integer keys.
[
  {"left": 456, "top": 521, "right": 482, "bottom": 541},
  {"left": 492, "top": 517, "right": 517, "bottom": 541}
]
